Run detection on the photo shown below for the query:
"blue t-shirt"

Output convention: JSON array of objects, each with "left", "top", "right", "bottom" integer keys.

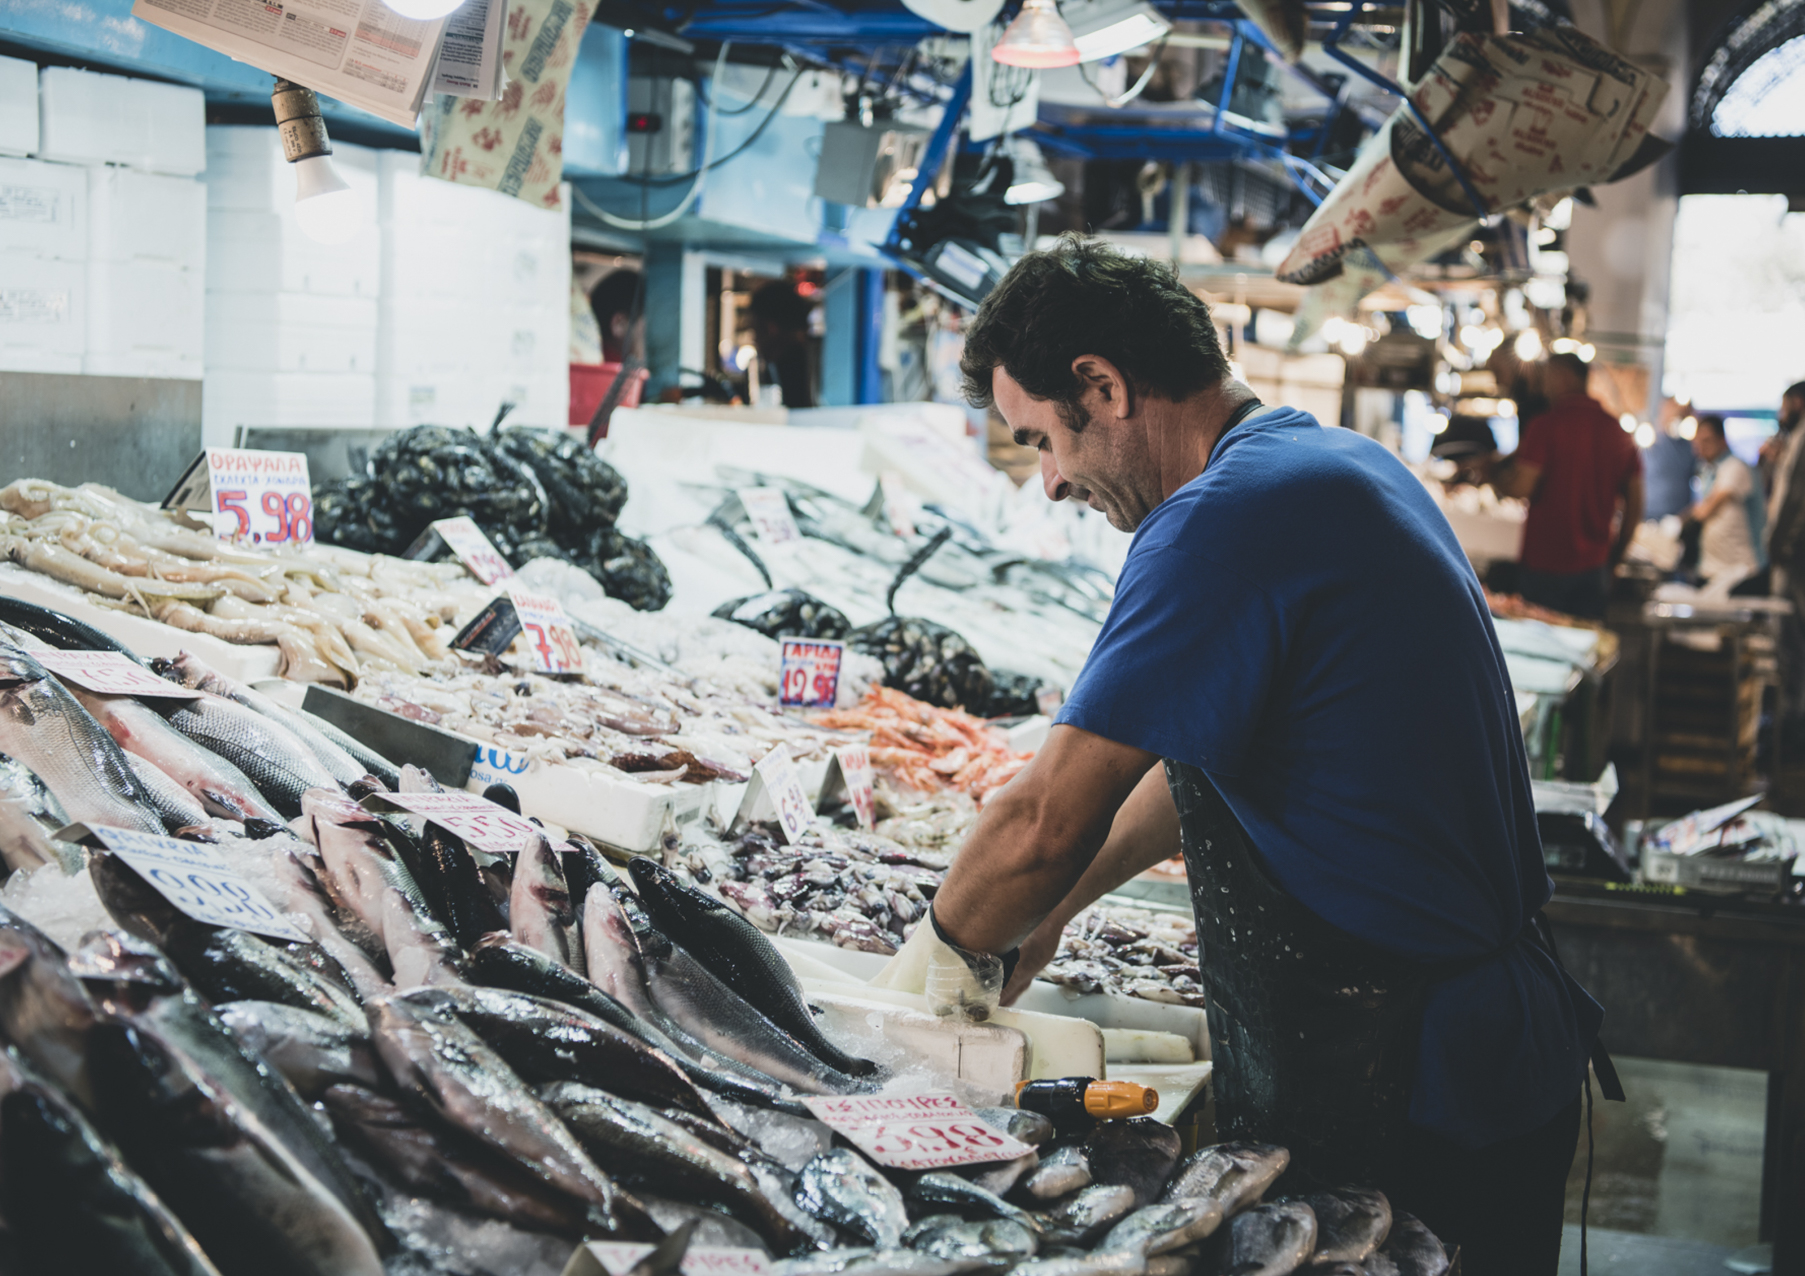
[{"left": 1056, "top": 407, "right": 1602, "bottom": 1149}]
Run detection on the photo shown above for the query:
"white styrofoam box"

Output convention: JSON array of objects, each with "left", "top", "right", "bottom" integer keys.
[
  {"left": 0, "top": 256, "right": 83, "bottom": 368},
  {"left": 205, "top": 292, "right": 377, "bottom": 373},
  {"left": 86, "top": 259, "right": 203, "bottom": 374},
  {"left": 0, "top": 55, "right": 36, "bottom": 158},
  {"left": 38, "top": 68, "right": 205, "bottom": 176},
  {"left": 89, "top": 167, "right": 205, "bottom": 268},
  {"left": 374, "top": 372, "right": 493, "bottom": 428},
  {"left": 0, "top": 156, "right": 85, "bottom": 261},
  {"left": 208, "top": 210, "right": 380, "bottom": 298},
  {"left": 376, "top": 300, "right": 490, "bottom": 376},
  {"left": 207, "top": 127, "right": 375, "bottom": 213},
  {"left": 202, "top": 370, "right": 375, "bottom": 445}
]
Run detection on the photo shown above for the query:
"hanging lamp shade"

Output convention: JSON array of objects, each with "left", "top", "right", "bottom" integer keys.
[{"left": 991, "top": 0, "right": 1081, "bottom": 68}]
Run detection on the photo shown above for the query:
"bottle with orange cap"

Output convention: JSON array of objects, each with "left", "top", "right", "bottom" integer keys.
[{"left": 1014, "top": 1076, "right": 1159, "bottom": 1135}]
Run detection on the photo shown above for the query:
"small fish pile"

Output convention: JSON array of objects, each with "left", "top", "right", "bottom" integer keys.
[
  {"left": 1038, "top": 906, "right": 1207, "bottom": 1010},
  {"left": 812, "top": 687, "right": 1030, "bottom": 803}
]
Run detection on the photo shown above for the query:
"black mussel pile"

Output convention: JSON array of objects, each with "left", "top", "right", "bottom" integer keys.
[
  {"left": 313, "top": 426, "right": 671, "bottom": 611},
  {"left": 847, "top": 616, "right": 994, "bottom": 714},
  {"left": 714, "top": 590, "right": 853, "bottom": 641}
]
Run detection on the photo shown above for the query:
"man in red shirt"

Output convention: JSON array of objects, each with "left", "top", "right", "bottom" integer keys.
[{"left": 1488, "top": 354, "right": 1645, "bottom": 620}]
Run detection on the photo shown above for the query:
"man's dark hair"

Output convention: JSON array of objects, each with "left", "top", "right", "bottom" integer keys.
[
  {"left": 1696, "top": 412, "right": 1727, "bottom": 438},
  {"left": 591, "top": 269, "right": 642, "bottom": 329},
  {"left": 959, "top": 235, "right": 1231, "bottom": 431},
  {"left": 1784, "top": 381, "right": 1805, "bottom": 402},
  {"left": 1546, "top": 352, "right": 1589, "bottom": 384},
  {"left": 749, "top": 279, "right": 813, "bottom": 331}
]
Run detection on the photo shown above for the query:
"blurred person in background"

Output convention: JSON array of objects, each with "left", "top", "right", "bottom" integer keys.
[
  {"left": 1642, "top": 397, "right": 1697, "bottom": 520},
  {"left": 590, "top": 269, "right": 644, "bottom": 364},
  {"left": 749, "top": 279, "right": 817, "bottom": 409},
  {"left": 1763, "top": 383, "right": 1805, "bottom": 719},
  {"left": 1686, "top": 414, "right": 1760, "bottom": 592},
  {"left": 1482, "top": 353, "right": 1643, "bottom": 621}
]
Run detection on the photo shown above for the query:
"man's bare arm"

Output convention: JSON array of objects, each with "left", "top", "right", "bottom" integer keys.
[
  {"left": 931, "top": 724, "right": 1158, "bottom": 957},
  {"left": 1611, "top": 471, "right": 1645, "bottom": 567},
  {"left": 1001, "top": 765, "right": 1179, "bottom": 1003},
  {"left": 1491, "top": 456, "right": 1543, "bottom": 500}
]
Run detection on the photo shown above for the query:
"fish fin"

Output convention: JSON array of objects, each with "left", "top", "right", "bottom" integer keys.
[{"left": 626, "top": 1217, "right": 697, "bottom": 1276}]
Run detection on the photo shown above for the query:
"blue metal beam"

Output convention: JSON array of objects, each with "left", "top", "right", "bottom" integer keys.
[{"left": 883, "top": 62, "right": 971, "bottom": 252}]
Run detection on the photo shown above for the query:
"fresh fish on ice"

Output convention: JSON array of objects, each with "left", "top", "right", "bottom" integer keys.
[
  {"left": 216, "top": 1000, "right": 380, "bottom": 1098},
  {"left": 161, "top": 693, "right": 342, "bottom": 817},
  {"left": 511, "top": 829, "right": 577, "bottom": 967},
  {"left": 1303, "top": 1188, "right": 1390, "bottom": 1263},
  {"left": 1213, "top": 1201, "right": 1316, "bottom": 1276},
  {"left": 795, "top": 1148, "right": 910, "bottom": 1247},
  {"left": 1163, "top": 1143, "right": 1290, "bottom": 1216}
]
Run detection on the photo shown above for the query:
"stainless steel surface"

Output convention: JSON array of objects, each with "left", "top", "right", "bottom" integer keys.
[
  {"left": 0, "top": 372, "right": 202, "bottom": 502},
  {"left": 234, "top": 427, "right": 397, "bottom": 483},
  {"left": 300, "top": 684, "right": 476, "bottom": 788}
]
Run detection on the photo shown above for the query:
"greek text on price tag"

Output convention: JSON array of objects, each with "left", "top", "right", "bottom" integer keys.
[
  {"left": 566, "top": 1243, "right": 770, "bottom": 1276},
  {"left": 507, "top": 587, "right": 583, "bottom": 675},
  {"left": 737, "top": 487, "right": 800, "bottom": 545},
  {"left": 779, "top": 638, "right": 843, "bottom": 709},
  {"left": 802, "top": 1094, "right": 1033, "bottom": 1170},
  {"left": 205, "top": 448, "right": 314, "bottom": 547},
  {"left": 832, "top": 743, "right": 876, "bottom": 831},
  {"left": 86, "top": 826, "right": 308, "bottom": 942},
  {"left": 755, "top": 743, "right": 814, "bottom": 845},
  {"left": 362, "top": 791, "right": 540, "bottom": 855},
  {"left": 433, "top": 517, "right": 515, "bottom": 585},
  {"left": 37, "top": 651, "right": 201, "bottom": 699}
]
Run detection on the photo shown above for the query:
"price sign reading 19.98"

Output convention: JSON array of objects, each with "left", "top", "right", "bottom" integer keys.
[
  {"left": 205, "top": 448, "right": 314, "bottom": 547},
  {"left": 507, "top": 586, "right": 583, "bottom": 675},
  {"left": 779, "top": 638, "right": 844, "bottom": 709}
]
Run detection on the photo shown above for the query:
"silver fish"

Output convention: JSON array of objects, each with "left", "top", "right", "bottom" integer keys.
[
  {"left": 970, "top": 1148, "right": 1039, "bottom": 1197},
  {"left": 1215, "top": 1202, "right": 1316, "bottom": 1276},
  {"left": 1375, "top": 1213, "right": 1447, "bottom": 1276},
  {"left": 1163, "top": 1143, "right": 1289, "bottom": 1216},
  {"left": 795, "top": 1148, "right": 910, "bottom": 1247},
  {"left": 161, "top": 692, "right": 342, "bottom": 817},
  {"left": 910, "top": 1171, "right": 1040, "bottom": 1229},
  {"left": 369, "top": 994, "right": 654, "bottom": 1237},
  {"left": 904, "top": 1216, "right": 1038, "bottom": 1263},
  {"left": 216, "top": 1000, "right": 380, "bottom": 1098},
  {"left": 0, "top": 903, "right": 98, "bottom": 1105},
  {"left": 1025, "top": 1145, "right": 1094, "bottom": 1202},
  {"left": 0, "top": 752, "right": 76, "bottom": 873},
  {"left": 272, "top": 848, "right": 392, "bottom": 1000},
  {"left": 511, "top": 829, "right": 576, "bottom": 967},
  {"left": 774, "top": 1248, "right": 1003, "bottom": 1276},
  {"left": 0, "top": 631, "right": 163, "bottom": 834},
  {"left": 1145, "top": 1257, "right": 1190, "bottom": 1276},
  {"left": 122, "top": 753, "right": 210, "bottom": 831},
  {"left": 975, "top": 1106, "right": 1054, "bottom": 1146},
  {"left": 1304, "top": 1189, "right": 1390, "bottom": 1264},
  {"left": 64, "top": 683, "right": 282, "bottom": 824},
  {"left": 1098, "top": 1200, "right": 1223, "bottom": 1256},
  {"left": 1035, "top": 1184, "right": 1138, "bottom": 1247}
]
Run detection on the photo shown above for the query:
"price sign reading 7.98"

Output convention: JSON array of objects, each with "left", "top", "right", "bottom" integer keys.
[
  {"left": 779, "top": 638, "right": 844, "bottom": 709},
  {"left": 506, "top": 587, "right": 583, "bottom": 675}
]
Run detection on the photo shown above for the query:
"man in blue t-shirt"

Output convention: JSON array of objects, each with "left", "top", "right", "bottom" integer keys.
[{"left": 928, "top": 237, "right": 1604, "bottom": 1275}]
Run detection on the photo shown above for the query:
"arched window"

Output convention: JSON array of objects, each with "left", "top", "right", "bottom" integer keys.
[{"left": 1693, "top": 0, "right": 1805, "bottom": 136}]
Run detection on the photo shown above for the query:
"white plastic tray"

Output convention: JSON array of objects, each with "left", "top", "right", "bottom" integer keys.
[{"left": 464, "top": 739, "right": 714, "bottom": 854}]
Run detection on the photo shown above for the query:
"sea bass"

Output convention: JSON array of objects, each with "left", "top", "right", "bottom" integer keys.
[
  {"left": 1163, "top": 1143, "right": 1290, "bottom": 1216},
  {"left": 67, "top": 683, "right": 281, "bottom": 823},
  {"left": 795, "top": 1148, "right": 910, "bottom": 1248},
  {"left": 160, "top": 693, "right": 342, "bottom": 817},
  {"left": 122, "top": 753, "right": 211, "bottom": 832},
  {"left": 1215, "top": 1201, "right": 1316, "bottom": 1276},
  {"left": 1304, "top": 1189, "right": 1391, "bottom": 1264},
  {"left": 511, "top": 830, "right": 577, "bottom": 967},
  {"left": 216, "top": 1000, "right": 380, "bottom": 1097}
]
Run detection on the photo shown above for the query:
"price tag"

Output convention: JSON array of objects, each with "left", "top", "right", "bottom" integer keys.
[
  {"left": 86, "top": 825, "right": 308, "bottom": 942},
  {"left": 565, "top": 1243, "right": 771, "bottom": 1276},
  {"left": 162, "top": 448, "right": 313, "bottom": 548},
  {"left": 361, "top": 791, "right": 539, "bottom": 855},
  {"left": 756, "top": 743, "right": 814, "bottom": 844},
  {"left": 37, "top": 651, "right": 201, "bottom": 699},
  {"left": 879, "top": 471, "right": 917, "bottom": 538},
  {"left": 802, "top": 1093, "right": 1033, "bottom": 1171},
  {"left": 822, "top": 744, "right": 876, "bottom": 831},
  {"left": 737, "top": 486, "right": 800, "bottom": 546},
  {"left": 433, "top": 517, "right": 515, "bottom": 585},
  {"left": 778, "top": 637, "right": 843, "bottom": 709},
  {"left": 507, "top": 586, "right": 583, "bottom": 675}
]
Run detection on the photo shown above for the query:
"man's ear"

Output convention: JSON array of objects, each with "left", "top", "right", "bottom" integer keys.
[{"left": 1070, "top": 354, "right": 1135, "bottom": 420}]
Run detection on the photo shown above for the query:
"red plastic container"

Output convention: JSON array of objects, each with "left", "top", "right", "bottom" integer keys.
[{"left": 569, "top": 361, "right": 648, "bottom": 431}]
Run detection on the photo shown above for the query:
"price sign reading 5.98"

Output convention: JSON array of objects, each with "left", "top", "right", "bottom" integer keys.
[
  {"left": 507, "top": 586, "right": 583, "bottom": 675},
  {"left": 205, "top": 448, "right": 313, "bottom": 547},
  {"left": 779, "top": 638, "right": 844, "bottom": 709}
]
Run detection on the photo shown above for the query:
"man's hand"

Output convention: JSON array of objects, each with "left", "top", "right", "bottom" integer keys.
[{"left": 1001, "top": 917, "right": 1064, "bottom": 1005}]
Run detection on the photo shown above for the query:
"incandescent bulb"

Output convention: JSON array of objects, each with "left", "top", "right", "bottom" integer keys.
[
  {"left": 992, "top": 0, "right": 1081, "bottom": 67},
  {"left": 293, "top": 155, "right": 362, "bottom": 245},
  {"left": 383, "top": 0, "right": 469, "bottom": 17}
]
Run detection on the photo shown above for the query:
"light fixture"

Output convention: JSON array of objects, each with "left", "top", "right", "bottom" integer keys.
[
  {"left": 1405, "top": 305, "right": 1442, "bottom": 340},
  {"left": 1059, "top": 0, "right": 1171, "bottom": 61},
  {"left": 1620, "top": 412, "right": 1637, "bottom": 433},
  {"left": 1635, "top": 422, "right": 1656, "bottom": 448},
  {"left": 1499, "top": 398, "right": 1518, "bottom": 416},
  {"left": 992, "top": 0, "right": 1081, "bottom": 68},
  {"left": 1679, "top": 415, "right": 1699, "bottom": 440},
  {"left": 1514, "top": 329, "right": 1543, "bottom": 360},
  {"left": 383, "top": 0, "right": 468, "bottom": 18},
  {"left": 271, "top": 79, "right": 364, "bottom": 246},
  {"left": 1004, "top": 137, "right": 1065, "bottom": 204}
]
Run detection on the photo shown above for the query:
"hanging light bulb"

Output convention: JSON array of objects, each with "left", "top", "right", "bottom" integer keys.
[
  {"left": 383, "top": 0, "right": 468, "bottom": 16},
  {"left": 1005, "top": 137, "right": 1065, "bottom": 204},
  {"left": 271, "top": 78, "right": 366, "bottom": 246},
  {"left": 992, "top": 0, "right": 1081, "bottom": 68}
]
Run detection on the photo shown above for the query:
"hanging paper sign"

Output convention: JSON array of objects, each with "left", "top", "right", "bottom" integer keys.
[
  {"left": 162, "top": 448, "right": 313, "bottom": 547},
  {"left": 84, "top": 825, "right": 308, "bottom": 942},
  {"left": 565, "top": 1243, "right": 771, "bottom": 1276},
  {"left": 778, "top": 638, "right": 844, "bottom": 709},
  {"left": 803, "top": 1094, "right": 1033, "bottom": 1170},
  {"left": 37, "top": 651, "right": 201, "bottom": 699},
  {"left": 820, "top": 744, "right": 876, "bottom": 831},
  {"left": 361, "top": 791, "right": 539, "bottom": 855},
  {"left": 433, "top": 517, "right": 516, "bottom": 584},
  {"left": 507, "top": 586, "right": 583, "bottom": 675},
  {"left": 738, "top": 487, "right": 800, "bottom": 546}
]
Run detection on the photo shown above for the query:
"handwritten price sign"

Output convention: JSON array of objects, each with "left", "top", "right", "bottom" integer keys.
[
  {"left": 569, "top": 1244, "right": 771, "bottom": 1276},
  {"left": 37, "top": 651, "right": 200, "bottom": 699},
  {"left": 507, "top": 587, "right": 583, "bottom": 675},
  {"left": 779, "top": 638, "right": 844, "bottom": 709},
  {"left": 363, "top": 791, "right": 539, "bottom": 855},
  {"left": 737, "top": 486, "right": 800, "bottom": 546},
  {"left": 433, "top": 517, "right": 515, "bottom": 585},
  {"left": 755, "top": 743, "right": 814, "bottom": 845},
  {"left": 206, "top": 448, "right": 313, "bottom": 547},
  {"left": 834, "top": 744, "right": 876, "bottom": 831},
  {"left": 87, "top": 826, "right": 308, "bottom": 942},
  {"left": 802, "top": 1094, "right": 1033, "bottom": 1170}
]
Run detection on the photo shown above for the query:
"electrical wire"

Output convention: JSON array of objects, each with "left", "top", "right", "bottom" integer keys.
[
  {"left": 596, "top": 59, "right": 805, "bottom": 187},
  {"left": 694, "top": 56, "right": 781, "bottom": 115},
  {"left": 582, "top": 40, "right": 733, "bottom": 230},
  {"left": 1079, "top": 36, "right": 1169, "bottom": 108}
]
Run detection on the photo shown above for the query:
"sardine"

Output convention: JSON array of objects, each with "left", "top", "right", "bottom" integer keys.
[
  {"left": 1215, "top": 1201, "right": 1316, "bottom": 1276},
  {"left": 903, "top": 1216, "right": 1038, "bottom": 1264},
  {"left": 160, "top": 693, "right": 342, "bottom": 817},
  {"left": 216, "top": 1001, "right": 380, "bottom": 1097},
  {"left": 0, "top": 752, "right": 77, "bottom": 873},
  {"left": 512, "top": 829, "right": 577, "bottom": 967},
  {"left": 1304, "top": 1189, "right": 1390, "bottom": 1264},
  {"left": 1087, "top": 1118, "right": 1182, "bottom": 1206},
  {"left": 1097, "top": 1200, "right": 1223, "bottom": 1255},
  {"left": 774, "top": 1249, "right": 1002, "bottom": 1276},
  {"left": 0, "top": 631, "right": 164, "bottom": 833},
  {"left": 910, "top": 1171, "right": 1040, "bottom": 1229},
  {"left": 543, "top": 1079, "right": 814, "bottom": 1253},
  {"left": 629, "top": 857, "right": 877, "bottom": 1077},
  {"left": 1034, "top": 1185, "right": 1138, "bottom": 1247},
  {"left": 1163, "top": 1143, "right": 1289, "bottom": 1216},
  {"left": 0, "top": 902, "right": 99, "bottom": 1105},
  {"left": 1375, "top": 1213, "right": 1448, "bottom": 1276},
  {"left": 795, "top": 1148, "right": 909, "bottom": 1247},
  {"left": 1025, "top": 1145, "right": 1093, "bottom": 1201},
  {"left": 65, "top": 683, "right": 283, "bottom": 824},
  {"left": 322, "top": 1082, "right": 591, "bottom": 1235},
  {"left": 368, "top": 994, "right": 656, "bottom": 1237},
  {"left": 122, "top": 752, "right": 211, "bottom": 831}
]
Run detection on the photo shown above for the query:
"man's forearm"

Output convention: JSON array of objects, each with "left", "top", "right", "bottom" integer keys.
[{"left": 1029, "top": 765, "right": 1179, "bottom": 937}]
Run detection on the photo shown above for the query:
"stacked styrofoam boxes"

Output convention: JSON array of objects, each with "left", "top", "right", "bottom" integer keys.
[
  {"left": 203, "top": 126, "right": 379, "bottom": 445},
  {"left": 24, "top": 67, "right": 208, "bottom": 380},
  {"left": 376, "top": 153, "right": 569, "bottom": 429}
]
